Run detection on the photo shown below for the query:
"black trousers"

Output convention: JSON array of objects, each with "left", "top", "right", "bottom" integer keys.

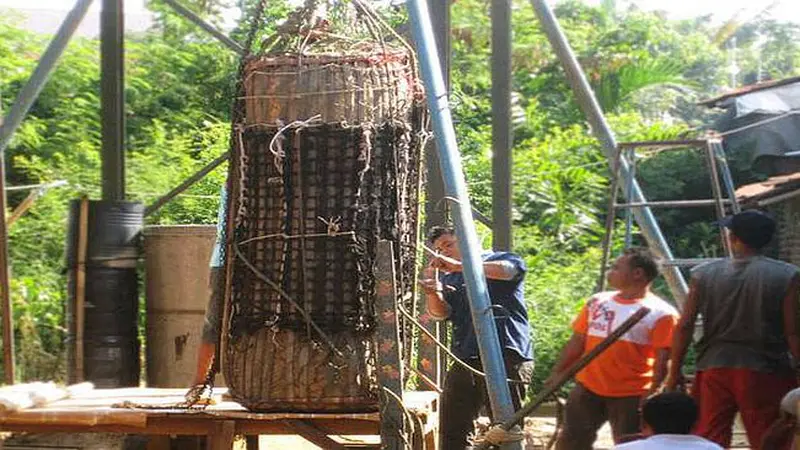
[{"left": 439, "top": 351, "right": 534, "bottom": 449}]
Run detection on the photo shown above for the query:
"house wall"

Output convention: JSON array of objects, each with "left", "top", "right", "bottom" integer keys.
[{"left": 767, "top": 197, "right": 800, "bottom": 266}]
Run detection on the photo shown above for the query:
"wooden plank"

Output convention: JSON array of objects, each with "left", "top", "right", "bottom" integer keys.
[
  {"left": 374, "top": 240, "right": 405, "bottom": 450},
  {"left": 282, "top": 420, "right": 346, "bottom": 450},
  {"left": 0, "top": 155, "right": 15, "bottom": 384},
  {"left": 0, "top": 408, "right": 147, "bottom": 428},
  {"left": 6, "top": 189, "right": 38, "bottom": 226},
  {"left": 207, "top": 420, "right": 235, "bottom": 450},
  {"left": 146, "top": 436, "right": 171, "bottom": 450},
  {"left": 74, "top": 195, "right": 89, "bottom": 382},
  {"left": 0, "top": 416, "right": 379, "bottom": 437},
  {"left": 237, "top": 418, "right": 378, "bottom": 436}
]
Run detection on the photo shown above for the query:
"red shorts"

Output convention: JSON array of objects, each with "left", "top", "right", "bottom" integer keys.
[{"left": 692, "top": 368, "right": 797, "bottom": 450}]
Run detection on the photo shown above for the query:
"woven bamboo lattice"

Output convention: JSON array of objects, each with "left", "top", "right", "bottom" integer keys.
[{"left": 220, "top": 15, "right": 426, "bottom": 411}]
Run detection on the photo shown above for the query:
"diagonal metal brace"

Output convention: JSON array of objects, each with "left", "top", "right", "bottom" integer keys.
[{"left": 161, "top": 0, "right": 246, "bottom": 55}]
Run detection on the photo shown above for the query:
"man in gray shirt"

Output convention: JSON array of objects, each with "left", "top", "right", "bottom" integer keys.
[{"left": 667, "top": 210, "right": 800, "bottom": 450}]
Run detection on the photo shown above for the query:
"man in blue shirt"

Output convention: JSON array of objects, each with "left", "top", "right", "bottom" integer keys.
[
  {"left": 191, "top": 186, "right": 228, "bottom": 388},
  {"left": 420, "top": 225, "right": 534, "bottom": 449}
]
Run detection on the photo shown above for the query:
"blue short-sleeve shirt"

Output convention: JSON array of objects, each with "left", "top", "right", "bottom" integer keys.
[{"left": 440, "top": 251, "right": 533, "bottom": 362}]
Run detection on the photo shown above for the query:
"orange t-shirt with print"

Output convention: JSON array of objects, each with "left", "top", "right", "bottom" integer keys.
[{"left": 572, "top": 291, "right": 679, "bottom": 397}]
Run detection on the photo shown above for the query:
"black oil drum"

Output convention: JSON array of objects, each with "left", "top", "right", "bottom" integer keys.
[{"left": 65, "top": 200, "right": 143, "bottom": 387}]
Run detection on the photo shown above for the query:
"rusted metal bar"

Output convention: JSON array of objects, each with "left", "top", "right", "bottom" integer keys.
[
  {"left": 624, "top": 148, "right": 635, "bottom": 247},
  {"left": 614, "top": 199, "right": 732, "bottom": 208},
  {"left": 705, "top": 142, "right": 733, "bottom": 256},
  {"left": 475, "top": 307, "right": 651, "bottom": 449},
  {"left": 161, "top": 0, "right": 246, "bottom": 55},
  {"left": 617, "top": 139, "right": 716, "bottom": 149},
  {"left": 144, "top": 151, "right": 229, "bottom": 217},
  {"left": 597, "top": 147, "right": 623, "bottom": 293},
  {"left": 712, "top": 142, "right": 741, "bottom": 215},
  {"left": 660, "top": 258, "right": 725, "bottom": 267}
]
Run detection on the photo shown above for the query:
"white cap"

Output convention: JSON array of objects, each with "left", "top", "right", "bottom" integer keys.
[{"left": 780, "top": 388, "right": 800, "bottom": 416}]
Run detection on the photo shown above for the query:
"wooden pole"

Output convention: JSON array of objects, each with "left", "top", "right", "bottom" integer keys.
[
  {"left": 6, "top": 189, "right": 40, "bottom": 227},
  {"left": 74, "top": 196, "right": 89, "bottom": 382},
  {"left": 0, "top": 156, "right": 15, "bottom": 384}
]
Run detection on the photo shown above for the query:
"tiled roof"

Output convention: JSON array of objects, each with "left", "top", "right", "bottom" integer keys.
[
  {"left": 736, "top": 171, "right": 800, "bottom": 204},
  {"left": 698, "top": 76, "right": 800, "bottom": 108}
]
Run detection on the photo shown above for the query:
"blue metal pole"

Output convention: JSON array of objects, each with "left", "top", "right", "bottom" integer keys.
[
  {"left": 0, "top": 0, "right": 95, "bottom": 156},
  {"left": 406, "top": 0, "right": 521, "bottom": 445}
]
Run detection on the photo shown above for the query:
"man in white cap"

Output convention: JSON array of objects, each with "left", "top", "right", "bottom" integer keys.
[{"left": 761, "top": 388, "right": 800, "bottom": 449}]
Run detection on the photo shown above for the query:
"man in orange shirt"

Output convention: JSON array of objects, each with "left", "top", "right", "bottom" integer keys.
[{"left": 547, "top": 247, "right": 679, "bottom": 450}]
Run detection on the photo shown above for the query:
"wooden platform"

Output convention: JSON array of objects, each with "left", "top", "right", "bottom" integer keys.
[{"left": 0, "top": 388, "right": 439, "bottom": 450}]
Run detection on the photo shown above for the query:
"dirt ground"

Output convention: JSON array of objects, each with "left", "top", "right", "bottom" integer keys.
[
  {"left": 255, "top": 415, "right": 616, "bottom": 449},
  {"left": 256, "top": 414, "right": 752, "bottom": 449}
]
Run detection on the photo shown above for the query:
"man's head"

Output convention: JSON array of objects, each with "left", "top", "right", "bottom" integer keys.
[
  {"left": 641, "top": 392, "right": 698, "bottom": 435},
  {"left": 428, "top": 225, "right": 461, "bottom": 260},
  {"left": 720, "top": 210, "right": 776, "bottom": 253},
  {"left": 606, "top": 247, "right": 660, "bottom": 290},
  {"left": 780, "top": 388, "right": 800, "bottom": 418}
]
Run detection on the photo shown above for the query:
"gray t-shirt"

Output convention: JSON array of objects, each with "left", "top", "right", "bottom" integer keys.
[{"left": 693, "top": 256, "right": 799, "bottom": 373}]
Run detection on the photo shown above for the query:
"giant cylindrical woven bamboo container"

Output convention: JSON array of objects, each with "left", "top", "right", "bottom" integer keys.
[{"left": 221, "top": 46, "right": 424, "bottom": 412}]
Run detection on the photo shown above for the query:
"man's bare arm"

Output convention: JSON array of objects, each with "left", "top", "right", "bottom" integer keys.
[
  {"left": 650, "top": 347, "right": 670, "bottom": 394},
  {"left": 482, "top": 260, "right": 520, "bottom": 281},
  {"left": 430, "top": 256, "right": 519, "bottom": 281},
  {"left": 545, "top": 332, "right": 587, "bottom": 384},
  {"left": 419, "top": 265, "right": 451, "bottom": 320},
  {"left": 782, "top": 274, "right": 800, "bottom": 364},
  {"left": 424, "top": 288, "right": 451, "bottom": 320},
  {"left": 666, "top": 279, "right": 700, "bottom": 390}
]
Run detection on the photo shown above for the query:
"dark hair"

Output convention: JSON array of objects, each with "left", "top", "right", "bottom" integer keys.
[
  {"left": 642, "top": 392, "right": 698, "bottom": 435},
  {"left": 427, "top": 225, "right": 456, "bottom": 244},
  {"left": 623, "top": 247, "right": 660, "bottom": 282},
  {"left": 723, "top": 210, "right": 776, "bottom": 250}
]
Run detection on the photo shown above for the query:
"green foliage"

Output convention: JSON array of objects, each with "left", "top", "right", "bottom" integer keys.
[
  {"left": 594, "top": 59, "right": 696, "bottom": 112},
  {"left": 2, "top": 0, "right": 800, "bottom": 389},
  {"left": 448, "top": 0, "right": 800, "bottom": 389},
  {"left": 523, "top": 244, "right": 602, "bottom": 394},
  {"left": 0, "top": 12, "right": 237, "bottom": 381}
]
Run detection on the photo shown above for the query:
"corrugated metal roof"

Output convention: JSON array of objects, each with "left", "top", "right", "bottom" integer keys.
[
  {"left": 736, "top": 171, "right": 800, "bottom": 204},
  {"left": 699, "top": 76, "right": 800, "bottom": 108}
]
